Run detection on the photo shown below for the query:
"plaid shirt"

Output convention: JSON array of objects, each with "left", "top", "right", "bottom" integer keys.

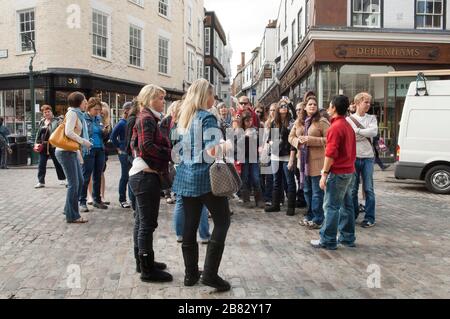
[
  {"left": 172, "top": 110, "right": 221, "bottom": 197},
  {"left": 131, "top": 107, "right": 171, "bottom": 174}
]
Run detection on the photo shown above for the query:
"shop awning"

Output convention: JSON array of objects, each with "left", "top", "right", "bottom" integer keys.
[{"left": 371, "top": 69, "right": 450, "bottom": 78}]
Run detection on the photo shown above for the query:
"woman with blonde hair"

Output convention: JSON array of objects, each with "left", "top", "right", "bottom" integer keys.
[
  {"left": 129, "top": 84, "right": 173, "bottom": 283},
  {"left": 172, "top": 78, "right": 232, "bottom": 292},
  {"left": 289, "top": 96, "right": 330, "bottom": 228}
]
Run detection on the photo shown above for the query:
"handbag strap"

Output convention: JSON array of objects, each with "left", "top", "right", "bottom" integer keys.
[{"left": 349, "top": 116, "right": 372, "bottom": 145}]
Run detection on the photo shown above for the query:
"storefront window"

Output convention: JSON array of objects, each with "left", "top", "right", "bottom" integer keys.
[{"left": 318, "top": 64, "right": 338, "bottom": 109}]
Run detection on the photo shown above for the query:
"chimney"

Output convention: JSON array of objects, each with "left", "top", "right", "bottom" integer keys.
[{"left": 241, "top": 52, "right": 246, "bottom": 67}]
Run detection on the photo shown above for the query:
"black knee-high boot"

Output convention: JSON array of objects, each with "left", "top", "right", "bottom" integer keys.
[
  {"left": 201, "top": 240, "right": 230, "bottom": 292},
  {"left": 182, "top": 243, "right": 201, "bottom": 286}
]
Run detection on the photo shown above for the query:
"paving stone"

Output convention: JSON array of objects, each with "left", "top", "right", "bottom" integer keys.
[{"left": 0, "top": 161, "right": 449, "bottom": 299}]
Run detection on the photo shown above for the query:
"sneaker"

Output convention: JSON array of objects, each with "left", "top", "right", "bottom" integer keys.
[
  {"left": 166, "top": 197, "right": 175, "bottom": 204},
  {"left": 59, "top": 180, "right": 67, "bottom": 186},
  {"left": 339, "top": 241, "right": 356, "bottom": 248},
  {"left": 361, "top": 221, "right": 376, "bottom": 228},
  {"left": 265, "top": 201, "right": 272, "bottom": 206},
  {"left": 200, "top": 238, "right": 210, "bottom": 245},
  {"left": 87, "top": 201, "right": 93, "bottom": 206},
  {"left": 93, "top": 202, "right": 108, "bottom": 210},
  {"left": 34, "top": 183, "right": 45, "bottom": 189},
  {"left": 299, "top": 218, "right": 310, "bottom": 226},
  {"left": 310, "top": 239, "right": 337, "bottom": 250},
  {"left": 176, "top": 236, "right": 183, "bottom": 243},
  {"left": 80, "top": 204, "right": 89, "bottom": 213},
  {"left": 307, "top": 221, "right": 323, "bottom": 230},
  {"left": 120, "top": 202, "right": 131, "bottom": 209}
]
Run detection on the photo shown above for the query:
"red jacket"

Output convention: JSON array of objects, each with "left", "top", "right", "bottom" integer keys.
[{"left": 325, "top": 116, "right": 356, "bottom": 175}]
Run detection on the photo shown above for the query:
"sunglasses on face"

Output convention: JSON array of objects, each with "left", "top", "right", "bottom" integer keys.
[{"left": 280, "top": 105, "right": 288, "bottom": 109}]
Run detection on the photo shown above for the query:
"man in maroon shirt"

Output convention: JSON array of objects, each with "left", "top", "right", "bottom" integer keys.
[{"left": 311, "top": 95, "right": 357, "bottom": 250}]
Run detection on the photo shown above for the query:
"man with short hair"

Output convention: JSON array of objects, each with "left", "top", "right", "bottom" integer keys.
[
  {"left": 111, "top": 102, "right": 133, "bottom": 208},
  {"left": 311, "top": 95, "right": 356, "bottom": 250},
  {"left": 236, "top": 96, "right": 260, "bottom": 128},
  {"left": 0, "top": 117, "right": 11, "bottom": 169},
  {"left": 347, "top": 92, "right": 378, "bottom": 228}
]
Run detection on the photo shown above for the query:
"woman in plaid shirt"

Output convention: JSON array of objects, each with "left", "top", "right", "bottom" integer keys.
[
  {"left": 129, "top": 84, "right": 173, "bottom": 283},
  {"left": 172, "top": 79, "right": 233, "bottom": 292}
]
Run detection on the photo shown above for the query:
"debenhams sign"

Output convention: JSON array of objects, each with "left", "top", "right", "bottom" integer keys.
[{"left": 335, "top": 45, "right": 439, "bottom": 60}]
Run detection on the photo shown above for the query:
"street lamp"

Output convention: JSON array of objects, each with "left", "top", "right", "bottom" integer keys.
[{"left": 24, "top": 34, "right": 38, "bottom": 165}]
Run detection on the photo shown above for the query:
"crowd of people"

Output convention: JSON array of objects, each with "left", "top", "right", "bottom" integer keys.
[{"left": 19, "top": 77, "right": 387, "bottom": 292}]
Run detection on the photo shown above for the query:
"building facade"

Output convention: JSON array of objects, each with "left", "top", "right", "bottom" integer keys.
[
  {"left": 252, "top": 0, "right": 450, "bottom": 159},
  {"left": 204, "top": 11, "right": 230, "bottom": 102},
  {"left": 0, "top": 0, "right": 206, "bottom": 136}
]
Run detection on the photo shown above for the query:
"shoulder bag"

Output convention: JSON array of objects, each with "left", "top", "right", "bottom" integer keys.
[
  {"left": 49, "top": 116, "right": 80, "bottom": 152},
  {"left": 210, "top": 154, "right": 242, "bottom": 197}
]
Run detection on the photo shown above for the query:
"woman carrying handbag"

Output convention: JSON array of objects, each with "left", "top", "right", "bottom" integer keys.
[
  {"left": 34, "top": 105, "right": 66, "bottom": 189},
  {"left": 172, "top": 79, "right": 233, "bottom": 292},
  {"left": 53, "top": 92, "right": 93, "bottom": 224}
]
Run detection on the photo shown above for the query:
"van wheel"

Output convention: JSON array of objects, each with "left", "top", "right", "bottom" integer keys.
[{"left": 425, "top": 165, "right": 450, "bottom": 194}]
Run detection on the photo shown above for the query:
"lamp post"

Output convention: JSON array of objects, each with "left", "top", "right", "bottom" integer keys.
[{"left": 25, "top": 34, "right": 37, "bottom": 165}]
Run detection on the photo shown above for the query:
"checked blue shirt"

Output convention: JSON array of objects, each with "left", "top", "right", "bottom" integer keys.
[{"left": 172, "top": 110, "right": 221, "bottom": 198}]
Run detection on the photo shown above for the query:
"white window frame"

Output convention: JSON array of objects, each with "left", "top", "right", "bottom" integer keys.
[
  {"left": 128, "top": 0, "right": 144, "bottom": 7},
  {"left": 416, "top": 0, "right": 445, "bottom": 29},
  {"left": 204, "top": 27, "right": 211, "bottom": 55},
  {"left": 205, "top": 66, "right": 210, "bottom": 81},
  {"left": 351, "top": 0, "right": 382, "bottom": 28},
  {"left": 197, "top": 19, "right": 202, "bottom": 49},
  {"left": 92, "top": 9, "right": 111, "bottom": 60},
  {"left": 129, "top": 25, "right": 143, "bottom": 68},
  {"left": 158, "top": 36, "right": 170, "bottom": 75},
  {"left": 187, "top": 49, "right": 195, "bottom": 83},
  {"left": 17, "top": 8, "right": 35, "bottom": 54},
  {"left": 187, "top": 5, "right": 193, "bottom": 39},
  {"left": 158, "top": 0, "right": 170, "bottom": 19},
  {"left": 196, "top": 58, "right": 203, "bottom": 79}
]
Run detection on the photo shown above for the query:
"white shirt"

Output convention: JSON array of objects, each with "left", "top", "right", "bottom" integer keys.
[{"left": 346, "top": 113, "right": 378, "bottom": 158}]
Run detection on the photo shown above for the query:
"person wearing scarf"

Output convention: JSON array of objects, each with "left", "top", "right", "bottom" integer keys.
[
  {"left": 289, "top": 96, "right": 330, "bottom": 229},
  {"left": 55, "top": 92, "right": 92, "bottom": 224}
]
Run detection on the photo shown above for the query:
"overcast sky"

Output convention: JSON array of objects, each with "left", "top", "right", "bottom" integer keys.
[{"left": 204, "top": 0, "right": 281, "bottom": 78}]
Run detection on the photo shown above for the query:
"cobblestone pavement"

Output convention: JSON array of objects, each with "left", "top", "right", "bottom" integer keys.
[{"left": 0, "top": 158, "right": 449, "bottom": 299}]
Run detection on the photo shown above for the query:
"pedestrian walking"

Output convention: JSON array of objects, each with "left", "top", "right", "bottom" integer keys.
[
  {"left": 347, "top": 92, "right": 378, "bottom": 228},
  {"left": 54, "top": 92, "right": 93, "bottom": 224},
  {"left": 172, "top": 79, "right": 232, "bottom": 291},
  {"left": 129, "top": 84, "right": 173, "bottom": 283},
  {"left": 111, "top": 102, "right": 133, "bottom": 208},
  {"left": 34, "top": 105, "right": 66, "bottom": 188},
  {"left": 310, "top": 95, "right": 356, "bottom": 250},
  {"left": 289, "top": 96, "right": 330, "bottom": 229}
]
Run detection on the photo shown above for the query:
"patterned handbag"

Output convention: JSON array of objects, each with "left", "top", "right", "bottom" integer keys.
[{"left": 210, "top": 155, "right": 242, "bottom": 197}]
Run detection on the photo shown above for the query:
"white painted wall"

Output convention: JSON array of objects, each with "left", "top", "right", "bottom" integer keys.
[{"left": 383, "top": 0, "right": 415, "bottom": 29}]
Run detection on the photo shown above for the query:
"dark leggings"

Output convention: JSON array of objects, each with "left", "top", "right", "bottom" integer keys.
[
  {"left": 129, "top": 172, "right": 161, "bottom": 255},
  {"left": 182, "top": 193, "right": 230, "bottom": 245}
]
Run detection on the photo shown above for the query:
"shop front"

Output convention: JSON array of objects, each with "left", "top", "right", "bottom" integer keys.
[
  {"left": 0, "top": 71, "right": 184, "bottom": 139},
  {"left": 277, "top": 40, "right": 450, "bottom": 160}
]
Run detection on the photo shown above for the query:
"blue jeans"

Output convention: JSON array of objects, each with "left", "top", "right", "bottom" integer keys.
[
  {"left": 241, "top": 163, "right": 262, "bottom": 192},
  {"left": 304, "top": 175, "right": 324, "bottom": 224},
  {"left": 320, "top": 173, "right": 356, "bottom": 249},
  {"left": 353, "top": 158, "right": 376, "bottom": 223},
  {"left": 262, "top": 173, "right": 273, "bottom": 202},
  {"left": 118, "top": 153, "right": 132, "bottom": 203},
  {"left": 37, "top": 147, "right": 66, "bottom": 184},
  {"left": 79, "top": 148, "right": 105, "bottom": 205},
  {"left": 55, "top": 150, "right": 83, "bottom": 222},
  {"left": 173, "top": 195, "right": 210, "bottom": 240},
  {"left": 272, "top": 160, "right": 296, "bottom": 194}
]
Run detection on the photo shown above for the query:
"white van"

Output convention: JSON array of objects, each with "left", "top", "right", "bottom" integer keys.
[{"left": 395, "top": 79, "right": 450, "bottom": 194}]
